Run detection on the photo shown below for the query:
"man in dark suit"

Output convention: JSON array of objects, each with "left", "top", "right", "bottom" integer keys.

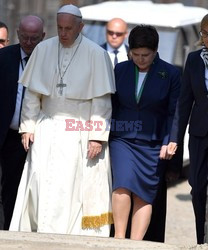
[
  {"left": 101, "top": 18, "right": 129, "bottom": 67},
  {"left": 0, "top": 15, "right": 45, "bottom": 229}
]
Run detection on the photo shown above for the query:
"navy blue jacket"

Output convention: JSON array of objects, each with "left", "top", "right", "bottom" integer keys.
[{"left": 111, "top": 53, "right": 181, "bottom": 145}]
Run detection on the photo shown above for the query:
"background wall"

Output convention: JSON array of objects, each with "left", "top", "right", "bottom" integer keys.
[{"left": 0, "top": 0, "right": 207, "bottom": 44}]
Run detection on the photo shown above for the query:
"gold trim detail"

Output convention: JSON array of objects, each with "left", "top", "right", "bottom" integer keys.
[{"left": 82, "top": 212, "right": 113, "bottom": 229}]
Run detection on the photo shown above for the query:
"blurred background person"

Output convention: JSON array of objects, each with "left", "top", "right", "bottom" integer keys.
[
  {"left": 109, "top": 24, "right": 181, "bottom": 240},
  {"left": 101, "top": 18, "right": 128, "bottom": 67},
  {"left": 0, "top": 21, "right": 9, "bottom": 48},
  {"left": 0, "top": 15, "right": 45, "bottom": 230},
  {"left": 167, "top": 14, "right": 208, "bottom": 244}
]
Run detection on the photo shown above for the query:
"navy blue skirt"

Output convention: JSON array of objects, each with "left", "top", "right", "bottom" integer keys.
[{"left": 109, "top": 137, "right": 165, "bottom": 204}]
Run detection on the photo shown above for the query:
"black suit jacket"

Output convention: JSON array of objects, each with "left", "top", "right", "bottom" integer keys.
[
  {"left": 0, "top": 44, "right": 21, "bottom": 149},
  {"left": 170, "top": 49, "right": 208, "bottom": 143}
]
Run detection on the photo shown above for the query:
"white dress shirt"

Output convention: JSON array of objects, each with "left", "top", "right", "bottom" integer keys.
[
  {"left": 106, "top": 43, "right": 128, "bottom": 67},
  {"left": 136, "top": 72, "right": 147, "bottom": 97}
]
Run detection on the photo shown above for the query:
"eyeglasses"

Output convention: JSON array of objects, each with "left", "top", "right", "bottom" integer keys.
[
  {"left": 19, "top": 34, "right": 40, "bottom": 44},
  {"left": 199, "top": 30, "right": 208, "bottom": 38},
  {"left": 107, "top": 30, "right": 126, "bottom": 37}
]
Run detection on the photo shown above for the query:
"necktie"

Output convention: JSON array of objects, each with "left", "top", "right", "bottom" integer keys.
[{"left": 114, "top": 49, "right": 118, "bottom": 66}]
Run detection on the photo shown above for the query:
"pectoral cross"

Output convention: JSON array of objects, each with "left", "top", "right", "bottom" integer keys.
[{"left": 56, "top": 78, "right": 67, "bottom": 95}]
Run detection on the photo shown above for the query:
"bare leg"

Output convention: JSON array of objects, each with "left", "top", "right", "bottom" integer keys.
[
  {"left": 130, "top": 194, "right": 152, "bottom": 240},
  {"left": 112, "top": 188, "right": 131, "bottom": 239}
]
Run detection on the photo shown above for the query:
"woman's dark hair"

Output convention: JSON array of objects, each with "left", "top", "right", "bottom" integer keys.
[{"left": 128, "top": 24, "right": 159, "bottom": 51}]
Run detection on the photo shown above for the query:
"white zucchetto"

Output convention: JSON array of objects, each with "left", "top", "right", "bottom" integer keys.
[{"left": 57, "top": 4, "right": 82, "bottom": 18}]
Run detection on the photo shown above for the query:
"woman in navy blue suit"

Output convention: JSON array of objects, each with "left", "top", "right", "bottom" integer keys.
[
  {"left": 110, "top": 25, "right": 181, "bottom": 240},
  {"left": 168, "top": 14, "right": 208, "bottom": 244}
]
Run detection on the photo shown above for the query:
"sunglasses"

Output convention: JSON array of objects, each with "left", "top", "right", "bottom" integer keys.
[{"left": 107, "top": 30, "right": 126, "bottom": 37}]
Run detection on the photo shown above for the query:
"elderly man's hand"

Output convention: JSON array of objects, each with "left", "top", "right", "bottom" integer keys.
[
  {"left": 21, "top": 133, "right": 34, "bottom": 151},
  {"left": 88, "top": 140, "right": 102, "bottom": 159}
]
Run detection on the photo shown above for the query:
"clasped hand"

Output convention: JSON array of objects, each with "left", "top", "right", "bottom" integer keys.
[{"left": 159, "top": 142, "right": 178, "bottom": 160}]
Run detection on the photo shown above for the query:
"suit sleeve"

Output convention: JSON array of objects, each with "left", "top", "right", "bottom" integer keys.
[
  {"left": 162, "top": 67, "right": 181, "bottom": 145},
  {"left": 170, "top": 54, "right": 194, "bottom": 143}
]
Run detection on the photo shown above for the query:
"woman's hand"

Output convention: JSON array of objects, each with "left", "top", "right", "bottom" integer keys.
[
  {"left": 159, "top": 143, "right": 178, "bottom": 160},
  {"left": 166, "top": 142, "right": 178, "bottom": 159},
  {"left": 159, "top": 145, "right": 169, "bottom": 160}
]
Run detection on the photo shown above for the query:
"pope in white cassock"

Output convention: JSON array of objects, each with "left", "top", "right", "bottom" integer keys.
[{"left": 9, "top": 4, "right": 115, "bottom": 236}]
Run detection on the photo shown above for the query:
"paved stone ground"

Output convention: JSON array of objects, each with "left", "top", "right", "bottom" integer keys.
[
  {"left": 165, "top": 177, "right": 197, "bottom": 246},
  {"left": 1, "top": 177, "right": 208, "bottom": 249},
  {"left": 0, "top": 230, "right": 206, "bottom": 250}
]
